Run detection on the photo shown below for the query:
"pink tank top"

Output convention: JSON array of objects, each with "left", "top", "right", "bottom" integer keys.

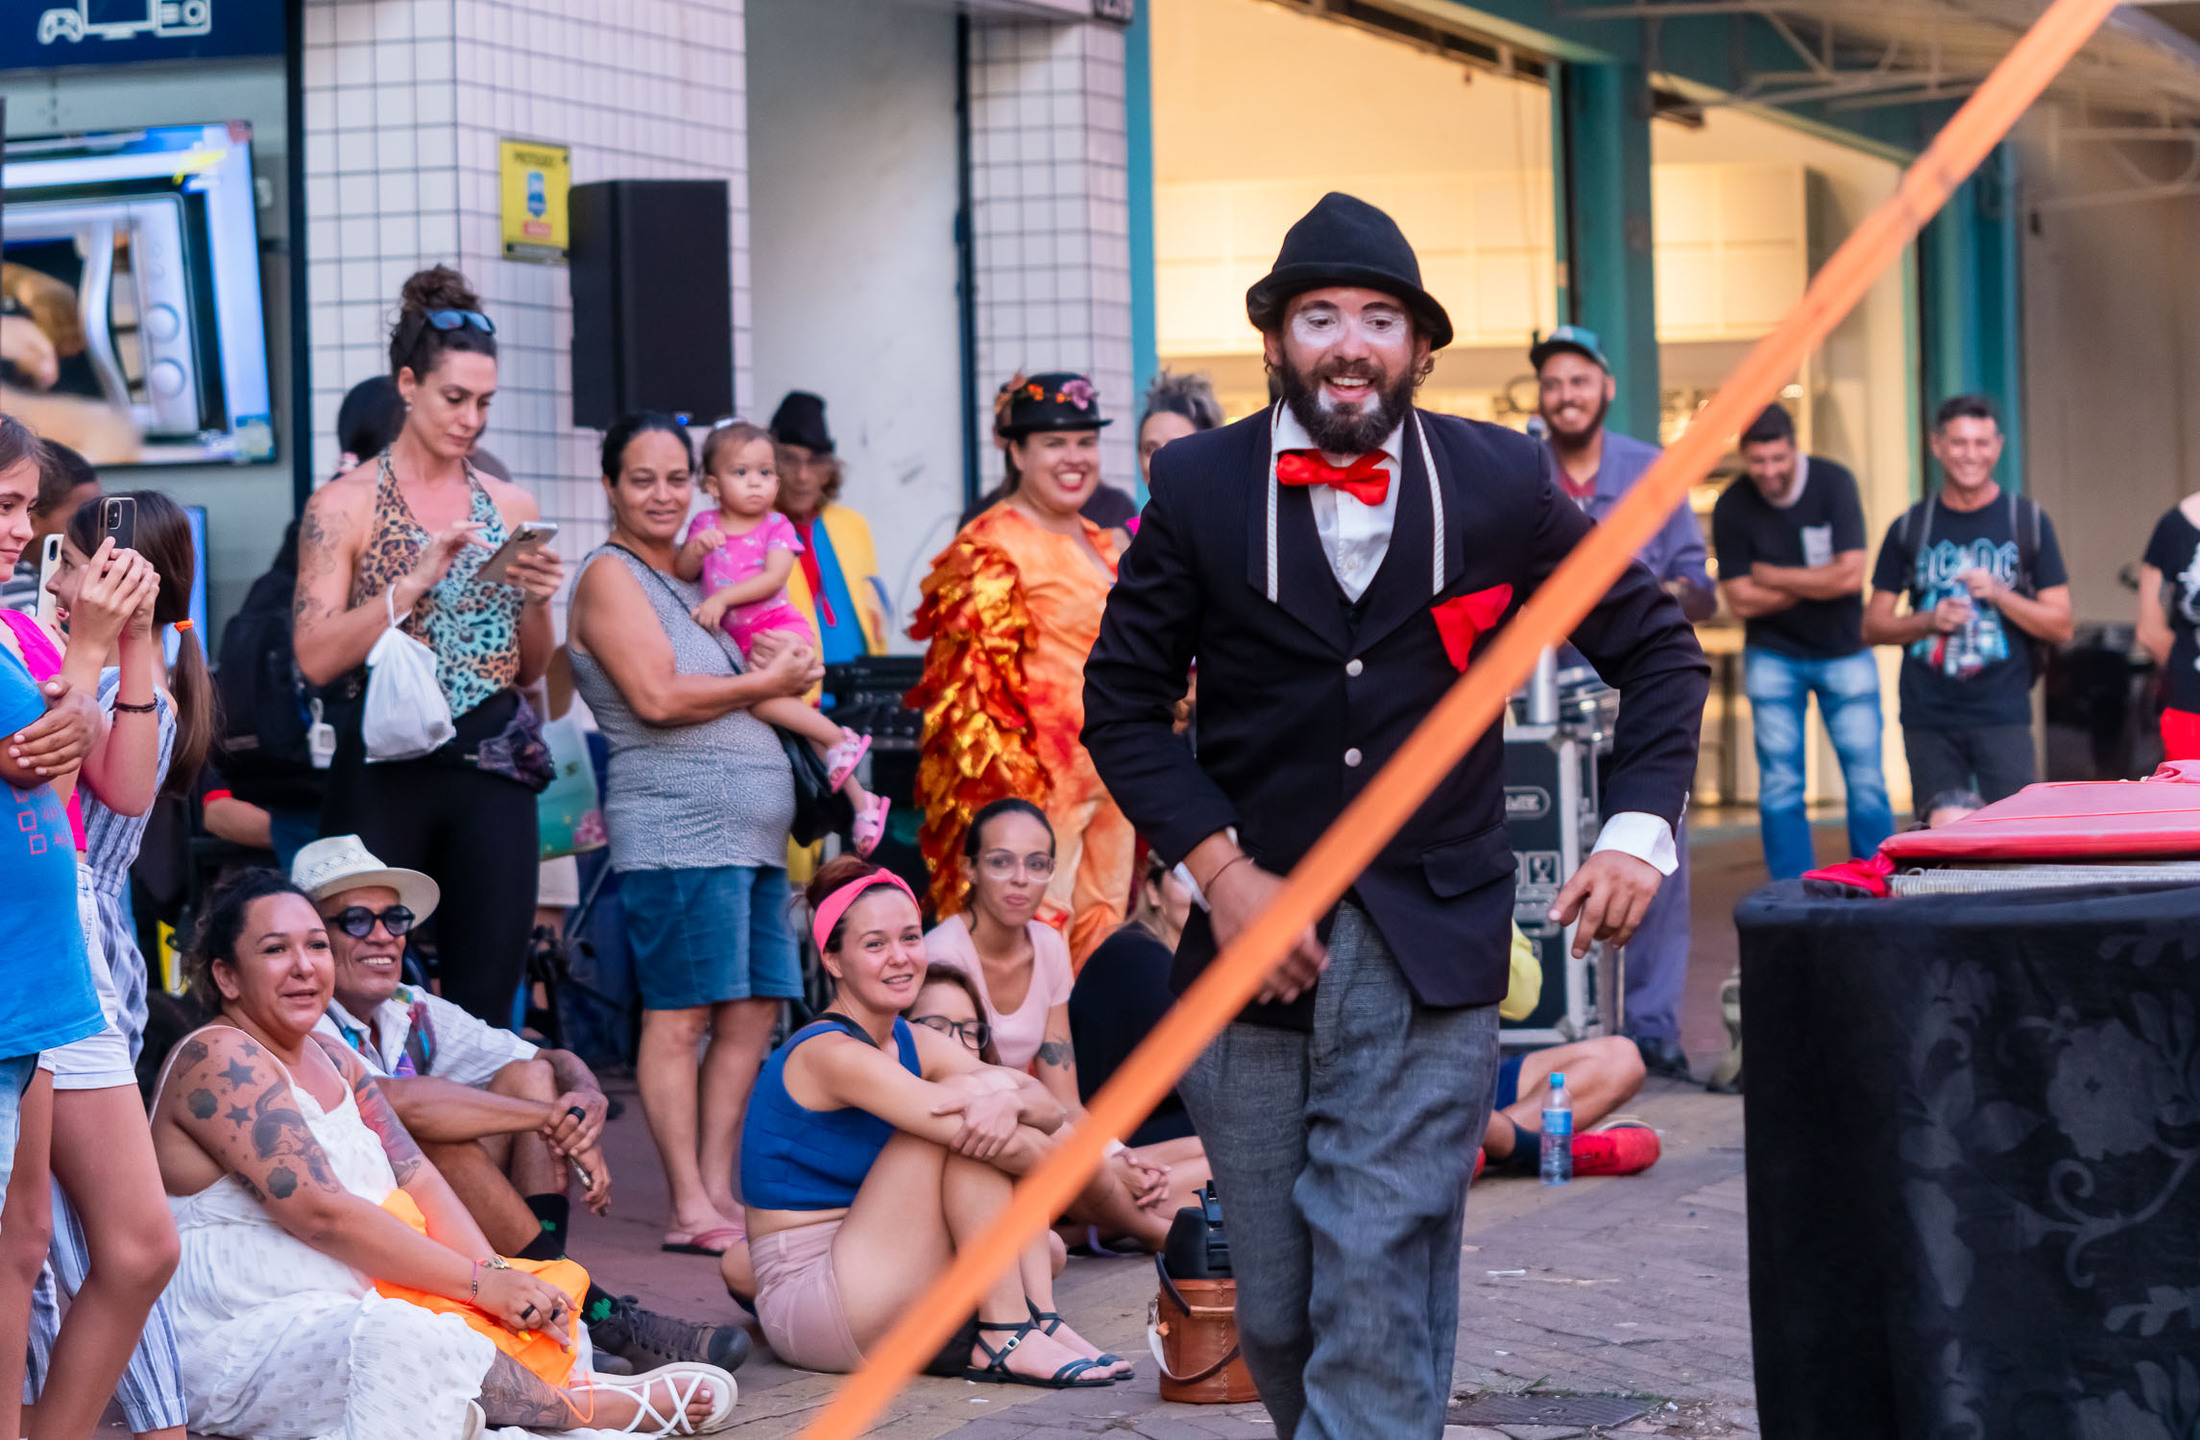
[{"left": 0, "top": 609, "right": 88, "bottom": 848}]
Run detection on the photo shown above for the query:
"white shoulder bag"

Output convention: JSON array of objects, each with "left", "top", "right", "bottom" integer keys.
[{"left": 361, "top": 587, "right": 455, "bottom": 761}]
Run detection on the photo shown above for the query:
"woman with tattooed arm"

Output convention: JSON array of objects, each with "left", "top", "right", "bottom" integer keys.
[{"left": 149, "top": 870, "right": 739, "bottom": 1438}]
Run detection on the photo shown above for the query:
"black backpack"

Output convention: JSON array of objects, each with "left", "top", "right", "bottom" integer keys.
[
  {"left": 214, "top": 566, "right": 315, "bottom": 777},
  {"left": 1898, "top": 491, "right": 2053, "bottom": 682}
]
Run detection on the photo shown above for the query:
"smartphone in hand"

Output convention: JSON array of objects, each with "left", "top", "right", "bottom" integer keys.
[
  {"left": 476, "top": 521, "right": 559, "bottom": 587},
  {"left": 34, "top": 535, "right": 60, "bottom": 628},
  {"left": 101, "top": 496, "right": 137, "bottom": 553}
]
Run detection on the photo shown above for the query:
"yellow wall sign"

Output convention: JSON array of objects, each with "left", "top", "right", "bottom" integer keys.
[{"left": 500, "top": 139, "right": 571, "bottom": 263}]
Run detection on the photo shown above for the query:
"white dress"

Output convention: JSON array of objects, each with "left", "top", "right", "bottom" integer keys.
[{"left": 160, "top": 1033, "right": 618, "bottom": 1440}]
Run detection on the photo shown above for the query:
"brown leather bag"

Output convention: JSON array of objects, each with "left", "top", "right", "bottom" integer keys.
[{"left": 1148, "top": 1258, "right": 1259, "bottom": 1404}]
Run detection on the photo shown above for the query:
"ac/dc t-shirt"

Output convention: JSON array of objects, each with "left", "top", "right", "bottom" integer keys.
[
  {"left": 1870, "top": 493, "right": 2067, "bottom": 728},
  {"left": 1710, "top": 456, "right": 1867, "bottom": 659},
  {"left": 0, "top": 646, "right": 101, "bottom": 1060},
  {"left": 2144, "top": 507, "right": 2200, "bottom": 713}
]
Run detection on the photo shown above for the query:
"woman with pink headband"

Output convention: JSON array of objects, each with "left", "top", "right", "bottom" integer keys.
[{"left": 735, "top": 857, "right": 1130, "bottom": 1388}]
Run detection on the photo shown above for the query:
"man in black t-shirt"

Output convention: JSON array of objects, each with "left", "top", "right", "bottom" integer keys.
[
  {"left": 1863, "top": 395, "right": 2073, "bottom": 810},
  {"left": 1713, "top": 404, "right": 1893, "bottom": 879}
]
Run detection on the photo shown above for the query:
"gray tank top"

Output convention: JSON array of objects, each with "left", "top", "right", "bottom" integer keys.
[{"left": 568, "top": 544, "right": 796, "bottom": 872}]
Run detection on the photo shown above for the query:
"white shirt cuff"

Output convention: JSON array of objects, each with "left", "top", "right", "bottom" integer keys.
[{"left": 1592, "top": 812, "right": 1679, "bottom": 876}]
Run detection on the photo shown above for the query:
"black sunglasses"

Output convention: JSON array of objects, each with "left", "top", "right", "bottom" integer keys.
[
  {"left": 912, "top": 1014, "right": 992, "bottom": 1052},
  {"left": 326, "top": 905, "right": 416, "bottom": 939}
]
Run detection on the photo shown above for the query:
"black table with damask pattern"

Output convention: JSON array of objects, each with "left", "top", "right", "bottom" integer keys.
[{"left": 1740, "top": 880, "right": 2200, "bottom": 1440}]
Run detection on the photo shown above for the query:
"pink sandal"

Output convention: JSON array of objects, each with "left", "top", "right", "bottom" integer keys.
[
  {"left": 823, "top": 732, "right": 872, "bottom": 792},
  {"left": 852, "top": 796, "right": 890, "bottom": 857}
]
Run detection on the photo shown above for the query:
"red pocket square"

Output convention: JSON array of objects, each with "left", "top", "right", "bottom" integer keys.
[{"left": 1430, "top": 585, "right": 1514, "bottom": 671}]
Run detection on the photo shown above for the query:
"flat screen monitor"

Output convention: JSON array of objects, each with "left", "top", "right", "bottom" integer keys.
[{"left": 2, "top": 121, "right": 274, "bottom": 466}]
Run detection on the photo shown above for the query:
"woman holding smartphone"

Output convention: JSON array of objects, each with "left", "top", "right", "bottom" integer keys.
[{"left": 292, "top": 266, "right": 565, "bottom": 1024}]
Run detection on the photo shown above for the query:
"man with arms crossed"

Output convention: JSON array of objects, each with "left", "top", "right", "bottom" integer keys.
[
  {"left": 1085, "top": 193, "right": 1708, "bottom": 1439},
  {"left": 1714, "top": 403, "right": 1893, "bottom": 879}
]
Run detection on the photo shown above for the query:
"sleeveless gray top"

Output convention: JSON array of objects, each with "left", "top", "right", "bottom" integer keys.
[{"left": 569, "top": 544, "right": 796, "bottom": 872}]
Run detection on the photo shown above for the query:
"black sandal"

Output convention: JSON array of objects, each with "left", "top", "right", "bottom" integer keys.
[
  {"left": 962, "top": 1318, "right": 1117, "bottom": 1389},
  {"left": 1028, "top": 1302, "right": 1134, "bottom": 1378}
]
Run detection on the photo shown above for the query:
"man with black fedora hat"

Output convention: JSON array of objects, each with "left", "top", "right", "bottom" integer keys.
[{"left": 1085, "top": 191, "right": 1709, "bottom": 1437}]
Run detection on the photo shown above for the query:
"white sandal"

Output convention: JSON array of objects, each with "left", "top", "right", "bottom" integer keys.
[{"left": 582, "top": 1362, "right": 739, "bottom": 1436}]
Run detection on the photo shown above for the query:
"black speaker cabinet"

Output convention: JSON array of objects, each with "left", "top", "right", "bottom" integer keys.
[{"left": 568, "top": 179, "right": 733, "bottom": 428}]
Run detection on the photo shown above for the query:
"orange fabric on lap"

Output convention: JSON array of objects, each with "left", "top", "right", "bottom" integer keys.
[{"left": 372, "top": 1189, "right": 588, "bottom": 1389}]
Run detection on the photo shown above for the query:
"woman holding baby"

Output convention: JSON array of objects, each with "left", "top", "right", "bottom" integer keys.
[{"left": 565, "top": 411, "right": 822, "bottom": 1260}]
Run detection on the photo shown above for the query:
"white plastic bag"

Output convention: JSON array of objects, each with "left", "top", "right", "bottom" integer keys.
[{"left": 362, "top": 587, "right": 454, "bottom": 762}]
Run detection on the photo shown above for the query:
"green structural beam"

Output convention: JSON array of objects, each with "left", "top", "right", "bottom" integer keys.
[
  {"left": 1553, "top": 61, "right": 1660, "bottom": 446},
  {"left": 1125, "top": 0, "right": 1159, "bottom": 504},
  {"left": 1920, "top": 144, "right": 2024, "bottom": 491}
]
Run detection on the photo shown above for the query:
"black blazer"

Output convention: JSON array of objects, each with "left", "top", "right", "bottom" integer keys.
[{"left": 1082, "top": 407, "right": 1710, "bottom": 1021}]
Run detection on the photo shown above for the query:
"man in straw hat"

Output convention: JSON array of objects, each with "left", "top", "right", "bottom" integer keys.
[{"left": 1085, "top": 192, "right": 1709, "bottom": 1437}]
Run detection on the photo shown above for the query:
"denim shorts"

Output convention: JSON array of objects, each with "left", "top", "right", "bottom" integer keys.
[
  {"left": 0, "top": 1052, "right": 40, "bottom": 1217},
  {"left": 622, "top": 864, "right": 802, "bottom": 1011}
]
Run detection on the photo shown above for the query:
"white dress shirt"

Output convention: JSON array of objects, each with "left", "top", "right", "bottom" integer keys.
[
  {"left": 316, "top": 983, "right": 539, "bottom": 1083},
  {"left": 1269, "top": 405, "right": 1678, "bottom": 876}
]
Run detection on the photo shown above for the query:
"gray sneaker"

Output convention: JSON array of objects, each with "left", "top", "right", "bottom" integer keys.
[{"left": 589, "top": 1294, "right": 752, "bottom": 1373}]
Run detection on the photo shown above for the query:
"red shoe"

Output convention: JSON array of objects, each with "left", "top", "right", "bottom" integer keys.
[
  {"left": 1473, "top": 1147, "right": 1487, "bottom": 1182},
  {"left": 1572, "top": 1123, "right": 1660, "bottom": 1177}
]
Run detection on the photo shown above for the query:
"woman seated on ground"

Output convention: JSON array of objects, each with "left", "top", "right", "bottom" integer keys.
[
  {"left": 149, "top": 869, "right": 739, "bottom": 1439},
  {"left": 739, "top": 857, "right": 1126, "bottom": 1388},
  {"left": 1069, "top": 850, "right": 1200, "bottom": 1148},
  {"left": 924, "top": 799, "right": 1208, "bottom": 1251}
]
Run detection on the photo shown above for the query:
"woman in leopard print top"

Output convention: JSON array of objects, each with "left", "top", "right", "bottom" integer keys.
[{"left": 293, "top": 266, "right": 564, "bottom": 1024}]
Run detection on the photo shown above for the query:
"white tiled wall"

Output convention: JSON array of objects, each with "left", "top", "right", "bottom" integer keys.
[
  {"left": 300, "top": 0, "right": 751, "bottom": 562},
  {"left": 967, "top": 18, "right": 1138, "bottom": 497}
]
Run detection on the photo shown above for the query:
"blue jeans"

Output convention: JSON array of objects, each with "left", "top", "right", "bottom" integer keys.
[
  {"left": 0, "top": 1053, "right": 37, "bottom": 1233},
  {"left": 1744, "top": 647, "right": 1895, "bottom": 880},
  {"left": 1179, "top": 904, "right": 1499, "bottom": 1440}
]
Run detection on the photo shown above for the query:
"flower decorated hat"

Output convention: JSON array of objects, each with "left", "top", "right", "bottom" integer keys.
[{"left": 994, "top": 371, "right": 1111, "bottom": 437}]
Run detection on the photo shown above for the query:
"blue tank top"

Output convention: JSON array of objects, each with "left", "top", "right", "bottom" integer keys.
[{"left": 741, "top": 1016, "right": 921, "bottom": 1210}]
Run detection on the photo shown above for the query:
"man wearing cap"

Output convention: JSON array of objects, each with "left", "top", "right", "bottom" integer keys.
[
  {"left": 1533, "top": 326, "right": 1713, "bottom": 1085},
  {"left": 1086, "top": 193, "right": 1708, "bottom": 1438},
  {"left": 292, "top": 836, "right": 751, "bottom": 1372}
]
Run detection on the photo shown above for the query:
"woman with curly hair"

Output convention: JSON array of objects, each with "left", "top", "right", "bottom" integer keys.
[{"left": 907, "top": 373, "right": 1131, "bottom": 963}]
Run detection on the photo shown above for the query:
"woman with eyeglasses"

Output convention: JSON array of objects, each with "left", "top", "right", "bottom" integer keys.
[
  {"left": 293, "top": 267, "right": 565, "bottom": 1026},
  {"left": 923, "top": 799, "right": 1209, "bottom": 1252}
]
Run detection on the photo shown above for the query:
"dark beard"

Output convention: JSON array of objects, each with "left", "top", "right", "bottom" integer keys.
[
  {"left": 1542, "top": 392, "right": 1610, "bottom": 447},
  {"left": 1278, "top": 356, "right": 1417, "bottom": 456}
]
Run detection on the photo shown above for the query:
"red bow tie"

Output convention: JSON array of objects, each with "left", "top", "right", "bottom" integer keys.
[{"left": 1276, "top": 449, "right": 1391, "bottom": 507}]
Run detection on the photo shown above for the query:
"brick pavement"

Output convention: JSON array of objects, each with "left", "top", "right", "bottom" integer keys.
[{"left": 129, "top": 826, "right": 1813, "bottom": 1437}]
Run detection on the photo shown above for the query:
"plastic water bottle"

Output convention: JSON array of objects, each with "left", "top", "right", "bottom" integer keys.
[{"left": 1540, "top": 1071, "right": 1574, "bottom": 1185}]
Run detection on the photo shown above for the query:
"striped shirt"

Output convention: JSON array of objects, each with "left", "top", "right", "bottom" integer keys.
[{"left": 80, "top": 669, "right": 174, "bottom": 1058}]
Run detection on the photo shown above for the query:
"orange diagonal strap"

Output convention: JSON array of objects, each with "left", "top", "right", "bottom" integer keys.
[{"left": 797, "top": 2, "right": 2120, "bottom": 1432}]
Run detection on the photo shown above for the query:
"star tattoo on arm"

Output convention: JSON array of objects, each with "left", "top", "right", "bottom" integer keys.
[{"left": 220, "top": 1058, "right": 259, "bottom": 1090}]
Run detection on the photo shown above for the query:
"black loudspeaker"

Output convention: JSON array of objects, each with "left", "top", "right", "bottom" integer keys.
[{"left": 568, "top": 179, "right": 733, "bottom": 428}]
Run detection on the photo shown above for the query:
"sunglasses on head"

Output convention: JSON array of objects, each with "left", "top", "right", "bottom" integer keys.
[
  {"left": 326, "top": 905, "right": 416, "bottom": 939},
  {"left": 425, "top": 309, "right": 495, "bottom": 334}
]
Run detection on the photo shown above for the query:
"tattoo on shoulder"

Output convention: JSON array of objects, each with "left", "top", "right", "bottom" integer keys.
[
  {"left": 187, "top": 1088, "right": 218, "bottom": 1120},
  {"left": 1035, "top": 1038, "right": 1074, "bottom": 1069},
  {"left": 238, "top": 1079, "right": 340, "bottom": 1200},
  {"left": 175, "top": 1038, "right": 210, "bottom": 1072}
]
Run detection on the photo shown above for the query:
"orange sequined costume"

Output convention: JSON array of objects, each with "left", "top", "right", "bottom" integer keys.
[{"left": 907, "top": 503, "right": 1131, "bottom": 963}]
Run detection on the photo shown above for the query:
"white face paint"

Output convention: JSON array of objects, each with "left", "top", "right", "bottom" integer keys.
[{"left": 1287, "top": 302, "right": 1411, "bottom": 351}]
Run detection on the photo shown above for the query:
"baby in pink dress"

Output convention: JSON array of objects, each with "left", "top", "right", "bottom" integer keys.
[{"left": 675, "top": 423, "right": 887, "bottom": 853}]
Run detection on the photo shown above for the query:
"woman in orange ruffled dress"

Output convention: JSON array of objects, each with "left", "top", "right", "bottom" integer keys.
[{"left": 908, "top": 373, "right": 1132, "bottom": 964}]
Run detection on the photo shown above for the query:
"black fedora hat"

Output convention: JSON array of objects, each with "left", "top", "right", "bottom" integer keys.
[
  {"left": 770, "top": 391, "right": 834, "bottom": 455},
  {"left": 1245, "top": 192, "right": 1453, "bottom": 351},
  {"left": 995, "top": 372, "right": 1111, "bottom": 438}
]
